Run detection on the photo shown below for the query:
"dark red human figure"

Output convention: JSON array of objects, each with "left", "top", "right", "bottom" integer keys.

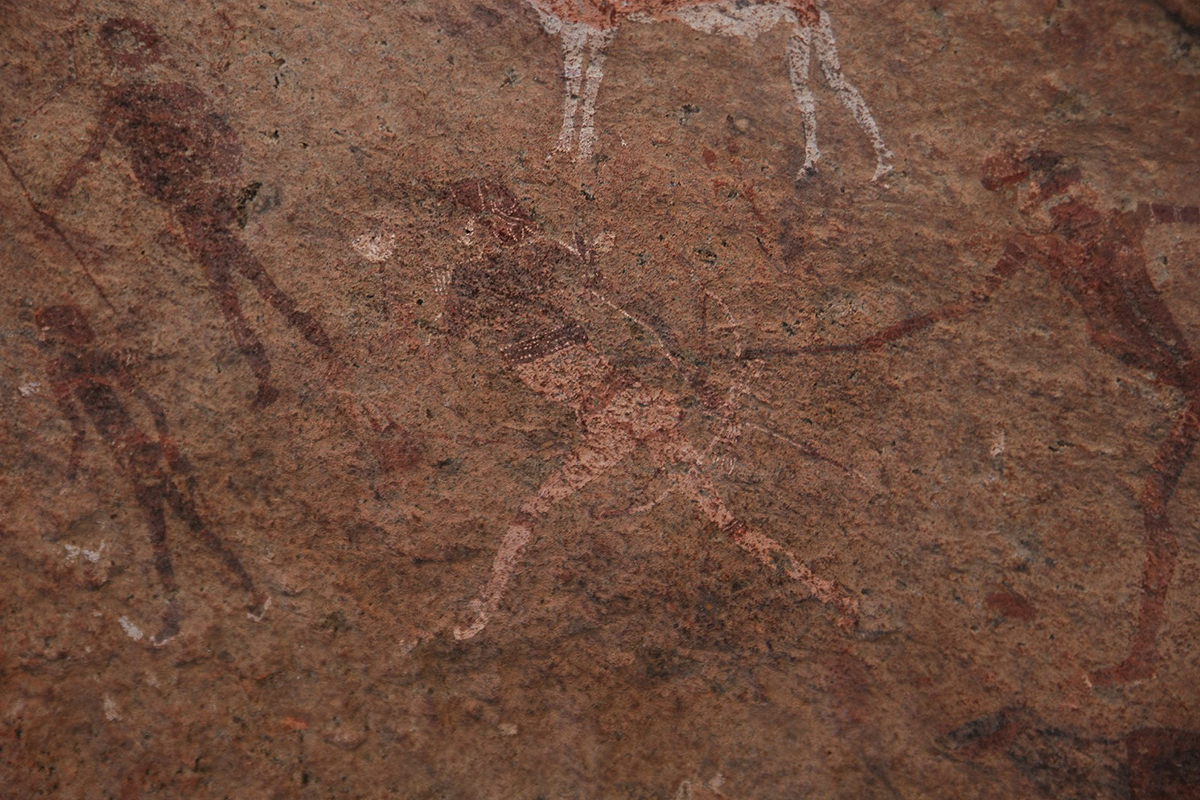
[
  {"left": 778, "top": 149, "right": 1199, "bottom": 685},
  {"left": 54, "top": 17, "right": 333, "bottom": 407},
  {"left": 37, "top": 304, "right": 266, "bottom": 645}
]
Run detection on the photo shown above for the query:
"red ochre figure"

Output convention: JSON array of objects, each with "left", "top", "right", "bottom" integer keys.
[
  {"left": 443, "top": 178, "right": 858, "bottom": 640},
  {"left": 54, "top": 17, "right": 333, "bottom": 408},
  {"left": 778, "top": 148, "right": 1199, "bottom": 686},
  {"left": 37, "top": 303, "right": 265, "bottom": 645}
]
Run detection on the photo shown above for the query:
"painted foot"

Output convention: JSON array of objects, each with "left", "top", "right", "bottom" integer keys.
[
  {"left": 252, "top": 383, "right": 280, "bottom": 408},
  {"left": 1088, "top": 658, "right": 1155, "bottom": 687},
  {"left": 547, "top": 135, "right": 576, "bottom": 162},
  {"left": 872, "top": 158, "right": 894, "bottom": 182},
  {"left": 151, "top": 616, "right": 180, "bottom": 647},
  {"left": 453, "top": 600, "right": 489, "bottom": 641},
  {"left": 247, "top": 595, "right": 271, "bottom": 622}
]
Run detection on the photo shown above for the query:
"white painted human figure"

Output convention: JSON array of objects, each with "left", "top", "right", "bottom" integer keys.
[
  {"left": 443, "top": 178, "right": 859, "bottom": 640},
  {"left": 528, "top": 0, "right": 893, "bottom": 180}
]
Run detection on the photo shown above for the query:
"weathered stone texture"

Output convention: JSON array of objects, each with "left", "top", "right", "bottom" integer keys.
[{"left": 2, "top": 1, "right": 1199, "bottom": 797}]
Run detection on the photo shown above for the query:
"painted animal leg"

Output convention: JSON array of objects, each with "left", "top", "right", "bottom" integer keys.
[
  {"left": 553, "top": 24, "right": 590, "bottom": 153},
  {"left": 576, "top": 28, "right": 616, "bottom": 160},
  {"left": 811, "top": 9, "right": 892, "bottom": 180},
  {"left": 1089, "top": 397, "right": 1199, "bottom": 686},
  {"left": 651, "top": 433, "right": 860, "bottom": 627},
  {"left": 454, "top": 417, "right": 640, "bottom": 640},
  {"left": 785, "top": 27, "right": 822, "bottom": 177}
]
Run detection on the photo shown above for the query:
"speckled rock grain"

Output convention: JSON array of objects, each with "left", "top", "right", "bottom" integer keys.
[{"left": 2, "top": 1, "right": 1199, "bottom": 798}]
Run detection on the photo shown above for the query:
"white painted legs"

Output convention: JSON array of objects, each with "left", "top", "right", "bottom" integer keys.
[
  {"left": 544, "top": 10, "right": 891, "bottom": 180},
  {"left": 786, "top": 28, "right": 822, "bottom": 176},
  {"left": 454, "top": 385, "right": 857, "bottom": 640},
  {"left": 551, "top": 24, "right": 616, "bottom": 161},
  {"left": 453, "top": 415, "right": 638, "bottom": 640},
  {"left": 788, "top": 10, "right": 893, "bottom": 181},
  {"left": 812, "top": 9, "right": 893, "bottom": 180}
]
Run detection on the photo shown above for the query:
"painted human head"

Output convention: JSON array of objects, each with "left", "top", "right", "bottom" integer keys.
[
  {"left": 981, "top": 145, "right": 1093, "bottom": 231},
  {"left": 98, "top": 17, "right": 163, "bottom": 70},
  {"left": 35, "top": 304, "right": 95, "bottom": 345}
]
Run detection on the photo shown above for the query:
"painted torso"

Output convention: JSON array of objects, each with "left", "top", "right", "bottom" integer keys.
[
  {"left": 1038, "top": 203, "right": 1196, "bottom": 388},
  {"left": 106, "top": 81, "right": 239, "bottom": 206}
]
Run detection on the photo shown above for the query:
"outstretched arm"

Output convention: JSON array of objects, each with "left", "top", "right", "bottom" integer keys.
[
  {"left": 742, "top": 235, "right": 1043, "bottom": 359},
  {"left": 54, "top": 101, "right": 117, "bottom": 199},
  {"left": 1141, "top": 202, "right": 1200, "bottom": 226}
]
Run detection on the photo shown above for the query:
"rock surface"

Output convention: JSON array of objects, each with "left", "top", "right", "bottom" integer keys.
[{"left": 2, "top": 1, "right": 1199, "bottom": 798}]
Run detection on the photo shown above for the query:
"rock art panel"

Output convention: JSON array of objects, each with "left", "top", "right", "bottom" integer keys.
[{"left": 2, "top": 1, "right": 1199, "bottom": 798}]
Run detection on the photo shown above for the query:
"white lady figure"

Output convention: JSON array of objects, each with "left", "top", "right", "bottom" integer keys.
[{"left": 442, "top": 178, "right": 860, "bottom": 640}]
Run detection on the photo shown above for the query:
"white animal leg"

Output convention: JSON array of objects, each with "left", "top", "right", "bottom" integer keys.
[
  {"left": 554, "top": 23, "right": 589, "bottom": 153},
  {"left": 785, "top": 27, "right": 821, "bottom": 177},
  {"left": 576, "top": 28, "right": 616, "bottom": 160},
  {"left": 811, "top": 9, "right": 893, "bottom": 180}
]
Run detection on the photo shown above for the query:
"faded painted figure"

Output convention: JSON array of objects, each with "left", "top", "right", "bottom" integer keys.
[
  {"left": 55, "top": 17, "right": 334, "bottom": 407},
  {"left": 788, "top": 149, "right": 1199, "bottom": 685},
  {"left": 529, "top": 0, "right": 893, "bottom": 179},
  {"left": 444, "top": 178, "right": 859, "bottom": 640},
  {"left": 36, "top": 304, "right": 266, "bottom": 646}
]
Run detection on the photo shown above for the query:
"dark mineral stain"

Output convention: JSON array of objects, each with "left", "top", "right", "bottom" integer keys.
[{"left": 985, "top": 588, "right": 1037, "bottom": 622}]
